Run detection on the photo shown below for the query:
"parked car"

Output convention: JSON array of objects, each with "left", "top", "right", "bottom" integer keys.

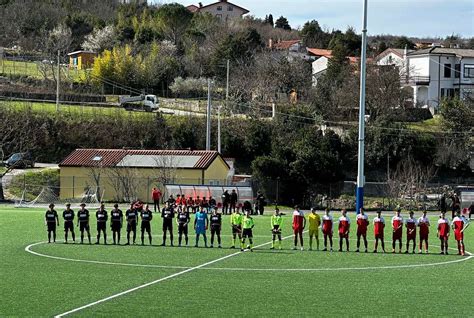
[{"left": 4, "top": 152, "right": 35, "bottom": 168}]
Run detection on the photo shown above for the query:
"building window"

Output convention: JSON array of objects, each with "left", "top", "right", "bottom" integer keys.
[
  {"left": 464, "top": 64, "right": 474, "bottom": 78},
  {"left": 217, "top": 5, "right": 222, "bottom": 11},
  {"left": 441, "top": 88, "right": 445, "bottom": 97},
  {"left": 447, "top": 88, "right": 455, "bottom": 98},
  {"left": 455, "top": 64, "right": 461, "bottom": 78},
  {"left": 228, "top": 5, "right": 233, "bottom": 11},
  {"left": 444, "top": 64, "right": 451, "bottom": 78},
  {"left": 216, "top": 14, "right": 222, "bottom": 20},
  {"left": 454, "top": 88, "right": 460, "bottom": 97}
]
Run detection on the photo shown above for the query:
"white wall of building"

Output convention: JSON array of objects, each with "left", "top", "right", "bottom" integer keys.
[
  {"left": 377, "top": 53, "right": 404, "bottom": 68},
  {"left": 312, "top": 57, "right": 329, "bottom": 86},
  {"left": 200, "top": 3, "right": 247, "bottom": 21}
]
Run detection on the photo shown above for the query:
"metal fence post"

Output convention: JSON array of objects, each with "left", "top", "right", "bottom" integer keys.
[
  {"left": 72, "top": 176, "right": 75, "bottom": 198},
  {"left": 147, "top": 177, "right": 150, "bottom": 203}
]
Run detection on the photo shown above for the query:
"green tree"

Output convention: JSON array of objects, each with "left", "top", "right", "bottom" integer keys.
[
  {"left": 300, "top": 20, "right": 330, "bottom": 48},
  {"left": 393, "top": 36, "right": 415, "bottom": 49},
  {"left": 155, "top": 3, "right": 193, "bottom": 45},
  {"left": 275, "top": 16, "right": 291, "bottom": 30}
]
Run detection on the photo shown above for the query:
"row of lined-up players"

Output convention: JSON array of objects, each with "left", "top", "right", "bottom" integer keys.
[{"left": 44, "top": 202, "right": 256, "bottom": 249}]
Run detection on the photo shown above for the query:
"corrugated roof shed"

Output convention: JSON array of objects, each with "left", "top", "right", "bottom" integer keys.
[{"left": 60, "top": 149, "right": 228, "bottom": 170}]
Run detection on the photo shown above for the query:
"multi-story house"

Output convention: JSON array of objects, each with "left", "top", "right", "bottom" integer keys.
[
  {"left": 405, "top": 47, "right": 474, "bottom": 109},
  {"left": 376, "top": 47, "right": 474, "bottom": 109},
  {"left": 187, "top": 0, "right": 249, "bottom": 21}
]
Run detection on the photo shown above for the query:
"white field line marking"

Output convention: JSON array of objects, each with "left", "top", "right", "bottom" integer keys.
[
  {"left": 26, "top": 241, "right": 473, "bottom": 272},
  {"left": 25, "top": 242, "right": 189, "bottom": 269},
  {"left": 51, "top": 232, "right": 298, "bottom": 317}
]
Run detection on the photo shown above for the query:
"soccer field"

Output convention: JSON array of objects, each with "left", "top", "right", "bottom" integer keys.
[{"left": 1, "top": 206, "right": 473, "bottom": 317}]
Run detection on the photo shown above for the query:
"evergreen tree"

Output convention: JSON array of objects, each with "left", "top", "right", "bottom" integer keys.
[{"left": 275, "top": 16, "right": 291, "bottom": 30}]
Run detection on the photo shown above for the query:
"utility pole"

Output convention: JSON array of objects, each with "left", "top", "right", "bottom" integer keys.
[
  {"left": 56, "top": 50, "right": 60, "bottom": 112},
  {"left": 206, "top": 78, "right": 212, "bottom": 151},
  {"left": 355, "top": 0, "right": 368, "bottom": 214},
  {"left": 217, "top": 105, "right": 221, "bottom": 153},
  {"left": 226, "top": 59, "right": 230, "bottom": 102}
]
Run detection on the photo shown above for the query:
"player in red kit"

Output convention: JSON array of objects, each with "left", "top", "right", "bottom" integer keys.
[
  {"left": 404, "top": 211, "right": 418, "bottom": 254},
  {"left": 452, "top": 210, "right": 470, "bottom": 256},
  {"left": 437, "top": 211, "right": 450, "bottom": 254},
  {"left": 292, "top": 206, "right": 306, "bottom": 251},
  {"left": 417, "top": 210, "right": 430, "bottom": 254},
  {"left": 338, "top": 209, "right": 350, "bottom": 252},
  {"left": 321, "top": 209, "right": 333, "bottom": 252},
  {"left": 356, "top": 207, "right": 369, "bottom": 253},
  {"left": 373, "top": 210, "right": 385, "bottom": 253},
  {"left": 391, "top": 209, "right": 403, "bottom": 253}
]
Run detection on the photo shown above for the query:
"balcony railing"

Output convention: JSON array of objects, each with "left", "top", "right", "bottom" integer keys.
[{"left": 402, "top": 76, "right": 430, "bottom": 85}]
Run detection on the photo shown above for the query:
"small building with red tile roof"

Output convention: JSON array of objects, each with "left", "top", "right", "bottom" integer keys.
[{"left": 59, "top": 149, "right": 230, "bottom": 202}]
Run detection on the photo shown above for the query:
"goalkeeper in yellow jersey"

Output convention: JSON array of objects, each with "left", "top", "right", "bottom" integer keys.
[
  {"left": 308, "top": 208, "right": 321, "bottom": 251},
  {"left": 270, "top": 208, "right": 283, "bottom": 249}
]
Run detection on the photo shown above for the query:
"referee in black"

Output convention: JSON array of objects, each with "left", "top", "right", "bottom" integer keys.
[
  {"left": 62, "top": 203, "right": 75, "bottom": 243},
  {"left": 45, "top": 203, "right": 59, "bottom": 243},
  {"left": 96, "top": 203, "right": 108, "bottom": 245}
]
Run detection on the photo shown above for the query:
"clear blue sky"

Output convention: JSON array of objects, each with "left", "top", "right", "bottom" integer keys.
[{"left": 156, "top": 0, "right": 474, "bottom": 38}]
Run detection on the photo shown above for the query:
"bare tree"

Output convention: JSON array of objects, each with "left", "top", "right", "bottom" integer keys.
[
  {"left": 106, "top": 164, "right": 142, "bottom": 202},
  {"left": 387, "top": 155, "right": 437, "bottom": 210},
  {"left": 152, "top": 154, "right": 180, "bottom": 187}
]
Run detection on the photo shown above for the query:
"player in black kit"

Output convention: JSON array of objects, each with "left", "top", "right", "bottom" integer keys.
[
  {"left": 110, "top": 203, "right": 123, "bottom": 245},
  {"left": 209, "top": 208, "right": 222, "bottom": 248},
  {"left": 45, "top": 203, "right": 59, "bottom": 243},
  {"left": 140, "top": 204, "right": 153, "bottom": 245},
  {"left": 125, "top": 203, "right": 138, "bottom": 245},
  {"left": 62, "top": 203, "right": 75, "bottom": 243},
  {"left": 161, "top": 203, "right": 175, "bottom": 246},
  {"left": 95, "top": 203, "right": 108, "bottom": 244},
  {"left": 176, "top": 205, "right": 190, "bottom": 247},
  {"left": 77, "top": 203, "right": 91, "bottom": 244}
]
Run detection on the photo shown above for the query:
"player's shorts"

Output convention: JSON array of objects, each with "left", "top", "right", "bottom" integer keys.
[
  {"left": 79, "top": 222, "right": 90, "bottom": 232},
  {"left": 356, "top": 229, "right": 367, "bottom": 237},
  {"left": 419, "top": 234, "right": 429, "bottom": 241},
  {"left": 232, "top": 225, "right": 242, "bottom": 234},
  {"left": 375, "top": 234, "right": 384, "bottom": 240},
  {"left": 339, "top": 232, "right": 349, "bottom": 238},
  {"left": 178, "top": 223, "right": 188, "bottom": 235},
  {"left": 127, "top": 221, "right": 137, "bottom": 232},
  {"left": 47, "top": 222, "right": 56, "bottom": 231},
  {"left": 162, "top": 222, "right": 173, "bottom": 232},
  {"left": 272, "top": 225, "right": 281, "bottom": 235},
  {"left": 308, "top": 228, "right": 318, "bottom": 237},
  {"left": 293, "top": 227, "right": 303, "bottom": 235},
  {"left": 407, "top": 231, "right": 416, "bottom": 240},
  {"left": 439, "top": 234, "right": 449, "bottom": 240},
  {"left": 211, "top": 225, "right": 221, "bottom": 235},
  {"left": 195, "top": 226, "right": 206, "bottom": 235},
  {"left": 242, "top": 228, "right": 253, "bottom": 238},
  {"left": 392, "top": 230, "right": 402, "bottom": 240},
  {"left": 111, "top": 221, "right": 121, "bottom": 232},
  {"left": 454, "top": 231, "right": 464, "bottom": 241},
  {"left": 64, "top": 221, "right": 74, "bottom": 231},
  {"left": 141, "top": 222, "right": 151, "bottom": 233},
  {"left": 322, "top": 230, "right": 333, "bottom": 237},
  {"left": 97, "top": 222, "right": 106, "bottom": 232}
]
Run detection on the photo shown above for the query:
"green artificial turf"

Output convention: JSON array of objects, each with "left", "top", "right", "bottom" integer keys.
[{"left": 1, "top": 206, "right": 473, "bottom": 317}]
